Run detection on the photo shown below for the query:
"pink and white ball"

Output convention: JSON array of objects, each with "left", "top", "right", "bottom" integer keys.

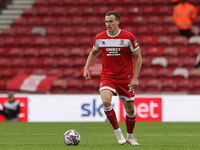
[{"left": 63, "top": 130, "right": 81, "bottom": 146}]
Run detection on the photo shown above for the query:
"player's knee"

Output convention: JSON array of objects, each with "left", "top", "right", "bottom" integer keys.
[
  {"left": 102, "top": 98, "right": 112, "bottom": 107},
  {"left": 125, "top": 107, "right": 134, "bottom": 115}
]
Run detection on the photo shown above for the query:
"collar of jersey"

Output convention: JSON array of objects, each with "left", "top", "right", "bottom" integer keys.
[{"left": 107, "top": 29, "right": 121, "bottom": 37}]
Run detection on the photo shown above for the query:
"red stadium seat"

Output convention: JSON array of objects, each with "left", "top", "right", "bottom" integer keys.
[
  {"left": 178, "top": 57, "right": 196, "bottom": 70},
  {"left": 73, "top": 57, "right": 87, "bottom": 68},
  {"left": 135, "top": 26, "right": 152, "bottom": 36},
  {"left": 75, "top": 26, "right": 91, "bottom": 35},
  {"left": 163, "top": 16, "right": 174, "bottom": 25},
  {"left": 42, "top": 17, "right": 57, "bottom": 26},
  {"left": 57, "top": 16, "right": 73, "bottom": 26},
  {"left": 26, "top": 58, "right": 43, "bottom": 68},
  {"left": 176, "top": 79, "right": 193, "bottom": 93},
  {"left": 8, "top": 48, "right": 24, "bottom": 58},
  {"left": 32, "top": 68, "right": 48, "bottom": 75},
  {"left": 66, "top": 78, "right": 83, "bottom": 91},
  {"left": 71, "top": 16, "right": 86, "bottom": 26},
  {"left": 43, "top": 58, "right": 58, "bottom": 68},
  {"left": 151, "top": 57, "right": 168, "bottom": 70},
  {"left": 77, "top": 0, "right": 93, "bottom": 6},
  {"left": 162, "top": 47, "right": 178, "bottom": 58},
  {"left": 53, "top": 47, "right": 70, "bottom": 58},
  {"left": 141, "top": 57, "right": 152, "bottom": 69},
  {"left": 127, "top": 6, "right": 143, "bottom": 15},
  {"left": 45, "top": 26, "right": 61, "bottom": 36},
  {"left": 145, "top": 79, "right": 162, "bottom": 93},
  {"left": 146, "top": 16, "right": 162, "bottom": 25},
  {"left": 113, "top": 6, "right": 128, "bottom": 15},
  {"left": 51, "top": 79, "right": 68, "bottom": 92},
  {"left": 34, "top": 0, "right": 47, "bottom": 6},
  {"left": 172, "top": 36, "right": 188, "bottom": 46},
  {"left": 23, "top": 47, "right": 39, "bottom": 58},
  {"left": 12, "top": 17, "right": 27, "bottom": 26},
  {"left": 160, "top": 79, "right": 178, "bottom": 93},
  {"left": 141, "top": 36, "right": 157, "bottom": 46},
  {"left": 157, "top": 6, "right": 172, "bottom": 15},
  {"left": 69, "top": 47, "right": 85, "bottom": 58},
  {"left": 16, "top": 69, "right": 32, "bottom": 75},
  {"left": 147, "top": 47, "right": 162, "bottom": 57},
  {"left": 137, "top": 0, "right": 152, "bottom": 5},
  {"left": 60, "top": 26, "right": 76, "bottom": 36},
  {"left": 18, "top": 36, "right": 34, "bottom": 46},
  {"left": 172, "top": 68, "right": 189, "bottom": 82},
  {"left": 82, "top": 79, "right": 99, "bottom": 92},
  {"left": 0, "top": 58, "right": 12, "bottom": 68},
  {"left": 132, "top": 16, "right": 147, "bottom": 25},
  {"left": 193, "top": 80, "right": 200, "bottom": 94},
  {"left": 142, "top": 6, "right": 158, "bottom": 15},
  {"left": 188, "top": 36, "right": 200, "bottom": 46},
  {"left": 166, "top": 26, "right": 179, "bottom": 36},
  {"left": 154, "top": 1, "right": 171, "bottom": 6},
  {"left": 36, "top": 6, "right": 53, "bottom": 16},
  {"left": 1, "top": 69, "right": 17, "bottom": 80},
  {"left": 151, "top": 26, "right": 167, "bottom": 35},
  {"left": 62, "top": 69, "right": 75, "bottom": 78},
  {"left": 1, "top": 28, "right": 15, "bottom": 36},
  {"left": 34, "top": 37, "right": 50, "bottom": 47},
  {"left": 140, "top": 68, "right": 157, "bottom": 80},
  {"left": 167, "top": 57, "right": 180, "bottom": 69},
  {"left": 0, "top": 80, "right": 6, "bottom": 90},
  {"left": 157, "top": 36, "right": 173, "bottom": 47},
  {"left": 157, "top": 68, "right": 173, "bottom": 81},
  {"left": 39, "top": 47, "right": 54, "bottom": 58},
  {"left": 11, "top": 58, "right": 26, "bottom": 68},
  {"left": 57, "top": 58, "right": 73, "bottom": 68},
  {"left": 0, "top": 48, "right": 8, "bottom": 57},
  {"left": 178, "top": 47, "right": 193, "bottom": 58},
  {"left": 52, "top": 6, "right": 68, "bottom": 16},
  {"left": 48, "top": 36, "right": 65, "bottom": 47},
  {"left": 23, "top": 7, "right": 37, "bottom": 16},
  {"left": 93, "top": 0, "right": 107, "bottom": 6},
  {"left": 189, "top": 68, "right": 200, "bottom": 82},
  {"left": 47, "top": 68, "right": 64, "bottom": 77},
  {"left": 123, "top": 0, "right": 137, "bottom": 5}
]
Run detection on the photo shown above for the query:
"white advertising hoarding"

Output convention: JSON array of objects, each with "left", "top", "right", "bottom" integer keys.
[{"left": 0, "top": 94, "right": 200, "bottom": 122}]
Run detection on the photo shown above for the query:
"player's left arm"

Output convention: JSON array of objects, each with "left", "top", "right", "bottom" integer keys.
[{"left": 130, "top": 48, "right": 142, "bottom": 90}]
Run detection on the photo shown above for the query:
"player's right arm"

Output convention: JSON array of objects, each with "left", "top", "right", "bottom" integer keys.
[{"left": 83, "top": 48, "right": 100, "bottom": 80}]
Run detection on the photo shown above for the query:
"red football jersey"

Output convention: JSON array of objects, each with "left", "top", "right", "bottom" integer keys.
[{"left": 93, "top": 29, "right": 140, "bottom": 79}]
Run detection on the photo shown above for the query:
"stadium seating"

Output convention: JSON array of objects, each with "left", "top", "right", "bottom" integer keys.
[{"left": 0, "top": 0, "right": 199, "bottom": 94}]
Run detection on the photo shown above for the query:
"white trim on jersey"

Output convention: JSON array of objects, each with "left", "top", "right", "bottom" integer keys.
[
  {"left": 107, "top": 29, "right": 121, "bottom": 37},
  {"left": 94, "top": 39, "right": 139, "bottom": 52}
]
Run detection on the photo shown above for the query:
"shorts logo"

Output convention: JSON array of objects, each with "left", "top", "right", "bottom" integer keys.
[{"left": 102, "top": 41, "right": 105, "bottom": 45}]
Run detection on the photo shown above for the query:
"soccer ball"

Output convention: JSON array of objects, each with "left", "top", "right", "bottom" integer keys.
[{"left": 63, "top": 129, "right": 81, "bottom": 146}]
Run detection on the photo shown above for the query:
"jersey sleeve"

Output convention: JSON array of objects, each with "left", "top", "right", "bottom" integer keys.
[
  {"left": 93, "top": 34, "right": 100, "bottom": 51},
  {"left": 129, "top": 34, "right": 140, "bottom": 52}
]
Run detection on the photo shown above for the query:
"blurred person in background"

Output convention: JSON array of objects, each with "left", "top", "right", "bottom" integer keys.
[
  {"left": 83, "top": 11, "right": 142, "bottom": 145},
  {"left": 172, "top": 0, "right": 197, "bottom": 39},
  {"left": 0, "top": 92, "right": 20, "bottom": 121},
  {"left": 172, "top": 0, "right": 180, "bottom": 7}
]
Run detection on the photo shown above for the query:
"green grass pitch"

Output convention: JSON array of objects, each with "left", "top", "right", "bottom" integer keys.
[{"left": 0, "top": 122, "right": 200, "bottom": 150}]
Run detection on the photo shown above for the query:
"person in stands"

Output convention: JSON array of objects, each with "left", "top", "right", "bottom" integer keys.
[
  {"left": 1, "top": 92, "right": 20, "bottom": 121},
  {"left": 172, "top": 0, "right": 197, "bottom": 39},
  {"left": 172, "top": 0, "right": 180, "bottom": 7}
]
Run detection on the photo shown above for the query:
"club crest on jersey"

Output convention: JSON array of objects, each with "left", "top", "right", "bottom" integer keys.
[{"left": 119, "top": 39, "right": 125, "bottom": 46}]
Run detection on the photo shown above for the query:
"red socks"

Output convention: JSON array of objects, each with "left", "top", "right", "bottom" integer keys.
[
  {"left": 104, "top": 106, "right": 119, "bottom": 130},
  {"left": 126, "top": 114, "right": 136, "bottom": 134}
]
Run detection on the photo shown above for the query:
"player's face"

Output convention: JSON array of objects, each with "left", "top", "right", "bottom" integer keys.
[{"left": 105, "top": 15, "right": 119, "bottom": 33}]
